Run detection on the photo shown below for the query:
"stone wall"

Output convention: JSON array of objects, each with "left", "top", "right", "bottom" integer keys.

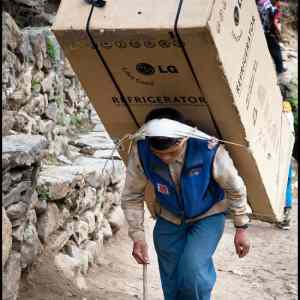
[
  {"left": 2, "top": 12, "right": 126, "bottom": 300},
  {"left": 2, "top": 0, "right": 60, "bottom": 28}
]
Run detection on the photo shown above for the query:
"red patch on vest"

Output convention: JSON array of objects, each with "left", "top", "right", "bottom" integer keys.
[{"left": 157, "top": 183, "right": 169, "bottom": 195}]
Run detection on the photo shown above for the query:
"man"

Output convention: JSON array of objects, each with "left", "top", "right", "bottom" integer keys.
[
  {"left": 256, "top": 0, "right": 288, "bottom": 82},
  {"left": 121, "top": 108, "right": 251, "bottom": 300},
  {"left": 277, "top": 100, "right": 295, "bottom": 230}
]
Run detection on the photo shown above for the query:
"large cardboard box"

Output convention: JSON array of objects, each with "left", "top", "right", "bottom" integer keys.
[{"left": 52, "top": 0, "right": 294, "bottom": 222}]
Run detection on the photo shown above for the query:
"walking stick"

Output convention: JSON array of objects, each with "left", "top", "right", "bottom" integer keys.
[{"left": 143, "top": 264, "right": 148, "bottom": 300}]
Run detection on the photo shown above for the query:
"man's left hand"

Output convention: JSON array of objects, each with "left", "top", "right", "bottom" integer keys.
[{"left": 234, "top": 228, "right": 250, "bottom": 258}]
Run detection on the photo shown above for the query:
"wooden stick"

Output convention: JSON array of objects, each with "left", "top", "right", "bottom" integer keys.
[{"left": 143, "top": 264, "right": 148, "bottom": 300}]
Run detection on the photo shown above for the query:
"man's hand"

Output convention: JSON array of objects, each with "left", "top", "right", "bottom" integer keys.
[
  {"left": 132, "top": 240, "right": 150, "bottom": 264},
  {"left": 234, "top": 228, "right": 250, "bottom": 258}
]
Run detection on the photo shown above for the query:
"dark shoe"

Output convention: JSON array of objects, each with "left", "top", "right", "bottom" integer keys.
[
  {"left": 284, "top": 207, "right": 292, "bottom": 222},
  {"left": 276, "top": 220, "right": 291, "bottom": 230},
  {"left": 276, "top": 208, "right": 292, "bottom": 230}
]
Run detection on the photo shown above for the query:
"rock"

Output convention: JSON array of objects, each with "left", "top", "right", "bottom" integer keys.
[
  {"left": 21, "top": 223, "right": 43, "bottom": 269},
  {"left": 45, "top": 101, "right": 58, "bottom": 121},
  {"left": 30, "top": 32, "right": 46, "bottom": 70},
  {"left": 93, "top": 149, "right": 121, "bottom": 160},
  {"left": 49, "top": 134, "right": 69, "bottom": 158},
  {"left": 2, "top": 110, "right": 16, "bottom": 136},
  {"left": 48, "top": 221, "right": 74, "bottom": 251},
  {"left": 3, "top": 251, "right": 21, "bottom": 300},
  {"left": 101, "top": 218, "right": 113, "bottom": 240},
  {"left": 57, "top": 155, "right": 72, "bottom": 165},
  {"left": 61, "top": 207, "right": 71, "bottom": 223},
  {"left": 27, "top": 209, "right": 37, "bottom": 224},
  {"left": 3, "top": 12, "right": 22, "bottom": 52},
  {"left": 94, "top": 205, "right": 104, "bottom": 225},
  {"left": 35, "top": 118, "right": 55, "bottom": 135},
  {"left": 23, "top": 94, "right": 47, "bottom": 116},
  {"left": 82, "top": 240, "right": 104, "bottom": 266},
  {"left": 3, "top": 181, "right": 32, "bottom": 208},
  {"left": 72, "top": 187, "right": 97, "bottom": 215},
  {"left": 64, "top": 58, "right": 76, "bottom": 78},
  {"left": 13, "top": 111, "right": 35, "bottom": 134},
  {"left": 32, "top": 70, "right": 44, "bottom": 83},
  {"left": 35, "top": 12, "right": 55, "bottom": 26},
  {"left": 34, "top": 199, "right": 48, "bottom": 216},
  {"left": 11, "top": 169, "right": 25, "bottom": 182},
  {"left": 72, "top": 156, "right": 125, "bottom": 189},
  {"left": 29, "top": 190, "right": 39, "bottom": 210},
  {"left": 81, "top": 210, "right": 96, "bottom": 234},
  {"left": 12, "top": 223, "right": 26, "bottom": 251},
  {"left": 74, "top": 274, "right": 88, "bottom": 291},
  {"left": 107, "top": 206, "right": 124, "bottom": 234},
  {"left": 72, "top": 132, "right": 115, "bottom": 151},
  {"left": 8, "top": 88, "right": 31, "bottom": 109},
  {"left": 102, "top": 191, "right": 121, "bottom": 215},
  {"left": 54, "top": 252, "right": 88, "bottom": 290},
  {"left": 2, "top": 15, "right": 7, "bottom": 62},
  {"left": 43, "top": 57, "right": 52, "bottom": 70},
  {"left": 91, "top": 215, "right": 104, "bottom": 241},
  {"left": 18, "top": 66, "right": 33, "bottom": 97},
  {"left": 65, "top": 88, "right": 77, "bottom": 104},
  {"left": 8, "top": 66, "right": 33, "bottom": 109},
  {"left": 2, "top": 171, "right": 12, "bottom": 193},
  {"left": 54, "top": 252, "right": 80, "bottom": 279},
  {"left": 92, "top": 122, "right": 106, "bottom": 133},
  {"left": 37, "top": 166, "right": 85, "bottom": 200},
  {"left": 63, "top": 77, "right": 72, "bottom": 89},
  {"left": 2, "top": 208, "right": 12, "bottom": 270},
  {"left": 6, "top": 201, "right": 28, "bottom": 220},
  {"left": 73, "top": 220, "right": 89, "bottom": 245},
  {"left": 16, "top": 31, "right": 35, "bottom": 64},
  {"left": 41, "top": 70, "right": 55, "bottom": 93},
  {"left": 64, "top": 242, "right": 89, "bottom": 275},
  {"left": 2, "top": 134, "right": 48, "bottom": 170},
  {"left": 37, "top": 203, "right": 61, "bottom": 242}
]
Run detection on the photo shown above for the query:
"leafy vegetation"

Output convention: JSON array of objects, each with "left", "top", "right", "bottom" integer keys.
[{"left": 37, "top": 186, "right": 50, "bottom": 201}]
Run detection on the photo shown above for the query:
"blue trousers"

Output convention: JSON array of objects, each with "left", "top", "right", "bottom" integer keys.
[
  {"left": 153, "top": 213, "right": 225, "bottom": 300},
  {"left": 285, "top": 165, "right": 293, "bottom": 208}
]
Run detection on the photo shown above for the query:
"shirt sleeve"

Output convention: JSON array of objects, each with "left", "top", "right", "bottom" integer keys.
[
  {"left": 121, "top": 143, "right": 148, "bottom": 241},
  {"left": 212, "top": 144, "right": 252, "bottom": 227}
]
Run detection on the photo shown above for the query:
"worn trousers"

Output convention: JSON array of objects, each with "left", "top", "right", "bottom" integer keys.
[
  {"left": 285, "top": 165, "right": 293, "bottom": 208},
  {"left": 153, "top": 213, "right": 225, "bottom": 300},
  {"left": 265, "top": 33, "right": 284, "bottom": 74}
]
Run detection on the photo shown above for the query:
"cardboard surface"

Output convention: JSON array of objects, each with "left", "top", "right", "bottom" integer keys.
[{"left": 52, "top": 0, "right": 294, "bottom": 221}]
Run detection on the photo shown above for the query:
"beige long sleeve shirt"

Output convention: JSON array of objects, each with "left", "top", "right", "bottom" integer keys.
[{"left": 121, "top": 140, "right": 251, "bottom": 241}]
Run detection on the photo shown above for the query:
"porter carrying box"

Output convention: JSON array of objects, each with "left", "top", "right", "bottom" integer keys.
[{"left": 52, "top": 0, "right": 294, "bottom": 222}]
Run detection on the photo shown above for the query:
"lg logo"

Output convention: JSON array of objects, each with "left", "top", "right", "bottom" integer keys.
[{"left": 136, "top": 63, "right": 179, "bottom": 76}]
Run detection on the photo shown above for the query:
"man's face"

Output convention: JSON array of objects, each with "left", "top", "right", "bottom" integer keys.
[{"left": 151, "top": 139, "right": 186, "bottom": 165}]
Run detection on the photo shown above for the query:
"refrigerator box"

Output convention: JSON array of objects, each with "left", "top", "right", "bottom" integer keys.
[{"left": 52, "top": 0, "right": 293, "bottom": 222}]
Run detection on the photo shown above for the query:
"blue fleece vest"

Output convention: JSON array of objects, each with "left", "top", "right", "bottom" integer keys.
[{"left": 137, "top": 138, "right": 225, "bottom": 219}]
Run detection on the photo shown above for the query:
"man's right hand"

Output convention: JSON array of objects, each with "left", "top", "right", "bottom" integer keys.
[{"left": 132, "top": 240, "right": 150, "bottom": 264}]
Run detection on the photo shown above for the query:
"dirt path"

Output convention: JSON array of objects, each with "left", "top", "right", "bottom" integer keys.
[
  {"left": 20, "top": 166, "right": 297, "bottom": 300},
  {"left": 86, "top": 194, "right": 298, "bottom": 300}
]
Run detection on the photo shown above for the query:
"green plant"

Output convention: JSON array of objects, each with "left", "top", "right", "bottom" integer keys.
[
  {"left": 57, "top": 111, "right": 66, "bottom": 126},
  {"left": 46, "top": 35, "right": 59, "bottom": 61},
  {"left": 46, "top": 153, "right": 58, "bottom": 165},
  {"left": 70, "top": 114, "right": 82, "bottom": 127},
  {"left": 287, "top": 95, "right": 298, "bottom": 131},
  {"left": 37, "top": 186, "right": 50, "bottom": 201},
  {"left": 31, "top": 79, "right": 40, "bottom": 91},
  {"left": 55, "top": 95, "right": 65, "bottom": 110}
]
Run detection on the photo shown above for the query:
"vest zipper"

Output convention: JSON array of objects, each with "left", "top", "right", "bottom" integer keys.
[{"left": 167, "top": 168, "right": 184, "bottom": 214}]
